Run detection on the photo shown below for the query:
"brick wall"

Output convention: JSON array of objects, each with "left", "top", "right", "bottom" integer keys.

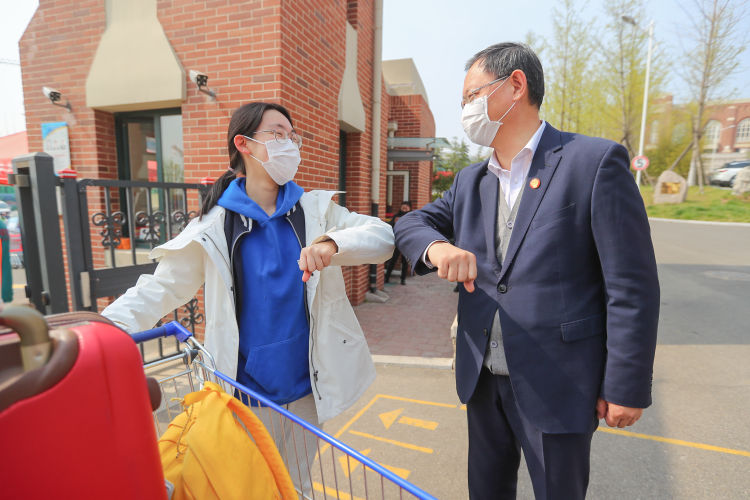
[
  {"left": 705, "top": 101, "right": 750, "bottom": 152},
  {"left": 20, "top": 0, "right": 392, "bottom": 310}
]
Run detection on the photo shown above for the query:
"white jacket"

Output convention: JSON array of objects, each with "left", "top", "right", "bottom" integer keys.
[{"left": 103, "top": 190, "right": 394, "bottom": 422}]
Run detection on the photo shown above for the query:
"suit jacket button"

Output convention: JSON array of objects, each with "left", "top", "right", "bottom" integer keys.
[{"left": 497, "top": 283, "right": 507, "bottom": 293}]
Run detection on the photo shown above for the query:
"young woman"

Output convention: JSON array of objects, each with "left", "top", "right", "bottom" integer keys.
[{"left": 103, "top": 102, "right": 394, "bottom": 493}]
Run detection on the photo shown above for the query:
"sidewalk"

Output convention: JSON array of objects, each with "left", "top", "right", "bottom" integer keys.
[{"left": 354, "top": 272, "right": 458, "bottom": 359}]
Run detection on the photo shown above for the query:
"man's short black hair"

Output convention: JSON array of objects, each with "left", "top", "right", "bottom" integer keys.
[{"left": 465, "top": 42, "right": 545, "bottom": 108}]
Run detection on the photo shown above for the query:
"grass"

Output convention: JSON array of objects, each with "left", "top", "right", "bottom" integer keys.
[{"left": 639, "top": 185, "right": 750, "bottom": 223}]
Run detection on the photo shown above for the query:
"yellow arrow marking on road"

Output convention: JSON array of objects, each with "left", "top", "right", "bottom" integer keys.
[
  {"left": 379, "top": 408, "right": 438, "bottom": 430},
  {"left": 382, "top": 463, "right": 412, "bottom": 479},
  {"left": 398, "top": 415, "right": 438, "bottom": 430},
  {"left": 338, "top": 448, "right": 371, "bottom": 478},
  {"left": 379, "top": 408, "right": 403, "bottom": 429},
  {"left": 338, "top": 449, "right": 412, "bottom": 480}
]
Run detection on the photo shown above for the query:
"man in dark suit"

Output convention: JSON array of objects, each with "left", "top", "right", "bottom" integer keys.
[{"left": 394, "top": 43, "right": 659, "bottom": 499}]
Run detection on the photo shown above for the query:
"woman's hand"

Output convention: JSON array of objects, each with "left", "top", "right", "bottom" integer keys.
[{"left": 298, "top": 240, "right": 338, "bottom": 282}]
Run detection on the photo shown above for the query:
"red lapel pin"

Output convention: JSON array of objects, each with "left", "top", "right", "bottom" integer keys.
[{"left": 529, "top": 177, "right": 541, "bottom": 189}]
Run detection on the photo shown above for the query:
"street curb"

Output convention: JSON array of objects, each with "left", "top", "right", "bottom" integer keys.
[
  {"left": 649, "top": 217, "right": 750, "bottom": 228},
  {"left": 372, "top": 354, "right": 453, "bottom": 369}
]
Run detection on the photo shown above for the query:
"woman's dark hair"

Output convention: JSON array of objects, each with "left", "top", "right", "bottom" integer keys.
[{"left": 199, "top": 102, "right": 294, "bottom": 216}]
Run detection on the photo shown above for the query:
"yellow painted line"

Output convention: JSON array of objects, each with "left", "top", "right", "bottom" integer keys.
[
  {"left": 333, "top": 395, "right": 383, "bottom": 440},
  {"left": 338, "top": 449, "right": 370, "bottom": 478},
  {"left": 348, "top": 430, "right": 434, "bottom": 454},
  {"left": 375, "top": 394, "right": 457, "bottom": 408},
  {"left": 597, "top": 427, "right": 750, "bottom": 457},
  {"left": 459, "top": 404, "right": 467, "bottom": 411},
  {"left": 337, "top": 449, "right": 411, "bottom": 480},
  {"left": 318, "top": 394, "right": 383, "bottom": 457},
  {"left": 12, "top": 284, "right": 24, "bottom": 289},
  {"left": 399, "top": 415, "right": 438, "bottom": 430},
  {"left": 312, "top": 481, "right": 365, "bottom": 500}
]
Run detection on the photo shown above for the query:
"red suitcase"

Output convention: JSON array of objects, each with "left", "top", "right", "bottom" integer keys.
[{"left": 0, "top": 307, "right": 166, "bottom": 500}]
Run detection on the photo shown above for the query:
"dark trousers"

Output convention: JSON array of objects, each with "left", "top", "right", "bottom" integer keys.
[
  {"left": 467, "top": 368, "right": 597, "bottom": 500},
  {"left": 384, "top": 248, "right": 408, "bottom": 284}
]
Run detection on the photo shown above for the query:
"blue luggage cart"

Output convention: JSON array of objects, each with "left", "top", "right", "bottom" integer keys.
[{"left": 134, "top": 321, "right": 438, "bottom": 500}]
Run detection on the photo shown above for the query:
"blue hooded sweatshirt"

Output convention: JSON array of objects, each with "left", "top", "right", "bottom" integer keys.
[{"left": 217, "top": 178, "right": 311, "bottom": 404}]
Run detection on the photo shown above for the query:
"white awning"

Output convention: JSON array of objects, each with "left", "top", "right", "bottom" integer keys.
[
  {"left": 86, "top": 0, "right": 184, "bottom": 112},
  {"left": 338, "top": 22, "right": 367, "bottom": 133}
]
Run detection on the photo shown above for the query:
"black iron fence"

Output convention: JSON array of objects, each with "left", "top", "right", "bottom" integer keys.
[{"left": 12, "top": 153, "right": 211, "bottom": 362}]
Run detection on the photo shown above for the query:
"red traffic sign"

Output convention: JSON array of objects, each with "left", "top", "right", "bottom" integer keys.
[{"left": 631, "top": 155, "right": 650, "bottom": 171}]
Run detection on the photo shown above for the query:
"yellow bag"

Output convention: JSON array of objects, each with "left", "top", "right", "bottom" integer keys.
[{"left": 158, "top": 381, "right": 297, "bottom": 500}]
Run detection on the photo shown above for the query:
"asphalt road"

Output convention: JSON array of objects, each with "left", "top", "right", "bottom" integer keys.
[
  {"left": 321, "top": 218, "right": 750, "bottom": 499},
  {"left": 7, "top": 218, "right": 749, "bottom": 498}
]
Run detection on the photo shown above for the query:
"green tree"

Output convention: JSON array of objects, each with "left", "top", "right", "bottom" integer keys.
[
  {"left": 681, "top": 0, "right": 748, "bottom": 189},
  {"left": 432, "top": 137, "right": 476, "bottom": 199},
  {"left": 596, "top": 0, "right": 668, "bottom": 158},
  {"left": 645, "top": 105, "right": 694, "bottom": 179},
  {"left": 542, "top": 0, "right": 599, "bottom": 133}
]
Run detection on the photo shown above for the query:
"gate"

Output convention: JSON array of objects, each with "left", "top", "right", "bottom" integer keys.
[{"left": 12, "top": 153, "right": 212, "bottom": 361}]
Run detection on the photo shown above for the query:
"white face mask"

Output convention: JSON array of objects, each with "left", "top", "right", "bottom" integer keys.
[
  {"left": 460, "top": 77, "right": 516, "bottom": 147},
  {"left": 246, "top": 136, "right": 301, "bottom": 185}
]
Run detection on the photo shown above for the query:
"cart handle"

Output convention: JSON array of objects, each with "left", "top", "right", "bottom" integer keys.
[{"left": 131, "top": 321, "right": 193, "bottom": 344}]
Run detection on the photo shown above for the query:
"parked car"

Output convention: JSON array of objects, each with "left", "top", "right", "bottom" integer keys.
[{"left": 709, "top": 160, "right": 750, "bottom": 187}]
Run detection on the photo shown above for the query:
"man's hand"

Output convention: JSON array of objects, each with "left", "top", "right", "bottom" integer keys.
[
  {"left": 426, "top": 242, "right": 477, "bottom": 293},
  {"left": 299, "top": 240, "right": 338, "bottom": 282},
  {"left": 596, "top": 398, "right": 643, "bottom": 428}
]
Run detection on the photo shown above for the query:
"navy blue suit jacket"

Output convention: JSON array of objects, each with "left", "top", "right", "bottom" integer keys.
[{"left": 395, "top": 123, "right": 659, "bottom": 434}]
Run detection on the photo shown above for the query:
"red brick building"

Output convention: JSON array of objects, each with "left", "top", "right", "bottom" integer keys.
[
  {"left": 701, "top": 100, "right": 750, "bottom": 170},
  {"left": 646, "top": 95, "right": 750, "bottom": 172},
  {"left": 19, "top": 0, "right": 438, "bottom": 307}
]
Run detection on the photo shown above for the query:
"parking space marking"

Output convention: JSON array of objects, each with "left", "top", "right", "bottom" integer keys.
[
  {"left": 348, "top": 429, "right": 434, "bottom": 454},
  {"left": 597, "top": 427, "right": 750, "bottom": 457},
  {"left": 378, "top": 408, "right": 439, "bottom": 430},
  {"left": 338, "top": 450, "right": 412, "bottom": 479},
  {"left": 312, "top": 482, "right": 364, "bottom": 500},
  {"left": 323, "top": 394, "right": 456, "bottom": 457}
]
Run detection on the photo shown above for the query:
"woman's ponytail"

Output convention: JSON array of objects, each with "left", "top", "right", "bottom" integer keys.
[{"left": 199, "top": 169, "right": 237, "bottom": 217}]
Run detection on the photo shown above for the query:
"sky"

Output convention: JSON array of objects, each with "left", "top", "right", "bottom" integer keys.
[{"left": 1, "top": 0, "right": 749, "bottom": 144}]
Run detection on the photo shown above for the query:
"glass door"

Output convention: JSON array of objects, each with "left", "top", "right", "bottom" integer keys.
[{"left": 115, "top": 109, "right": 183, "bottom": 247}]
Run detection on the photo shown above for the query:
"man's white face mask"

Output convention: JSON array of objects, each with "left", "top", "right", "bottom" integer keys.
[
  {"left": 245, "top": 135, "right": 301, "bottom": 185},
  {"left": 460, "top": 76, "right": 516, "bottom": 147}
]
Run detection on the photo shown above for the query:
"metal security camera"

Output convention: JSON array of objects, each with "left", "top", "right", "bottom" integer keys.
[
  {"left": 189, "top": 70, "right": 216, "bottom": 99},
  {"left": 42, "top": 86, "right": 72, "bottom": 112},
  {"left": 42, "top": 86, "right": 61, "bottom": 103},
  {"left": 189, "top": 70, "right": 208, "bottom": 87}
]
